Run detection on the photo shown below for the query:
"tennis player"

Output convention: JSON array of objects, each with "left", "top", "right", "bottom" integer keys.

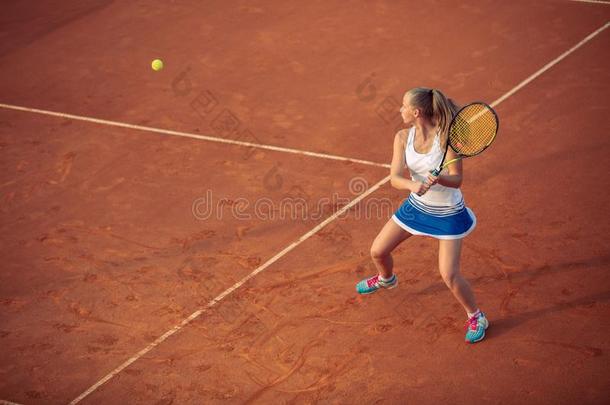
[{"left": 355, "top": 87, "right": 489, "bottom": 344}]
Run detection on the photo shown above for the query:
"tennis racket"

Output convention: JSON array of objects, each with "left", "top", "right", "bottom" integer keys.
[{"left": 430, "top": 102, "right": 499, "bottom": 176}]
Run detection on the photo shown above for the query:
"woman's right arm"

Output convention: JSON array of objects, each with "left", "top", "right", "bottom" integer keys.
[{"left": 390, "top": 131, "right": 423, "bottom": 193}]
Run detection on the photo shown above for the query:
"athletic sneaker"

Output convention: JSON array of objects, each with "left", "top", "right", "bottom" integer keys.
[
  {"left": 355, "top": 274, "right": 398, "bottom": 295},
  {"left": 464, "top": 312, "right": 489, "bottom": 344}
]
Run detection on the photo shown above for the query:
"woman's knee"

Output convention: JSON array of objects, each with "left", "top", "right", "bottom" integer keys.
[
  {"left": 370, "top": 244, "right": 390, "bottom": 261},
  {"left": 440, "top": 268, "right": 460, "bottom": 288}
]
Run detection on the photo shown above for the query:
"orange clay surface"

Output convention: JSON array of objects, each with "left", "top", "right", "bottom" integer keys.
[{"left": 1, "top": 1, "right": 609, "bottom": 404}]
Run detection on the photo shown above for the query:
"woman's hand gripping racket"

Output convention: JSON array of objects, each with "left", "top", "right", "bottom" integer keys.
[{"left": 431, "top": 102, "right": 499, "bottom": 177}]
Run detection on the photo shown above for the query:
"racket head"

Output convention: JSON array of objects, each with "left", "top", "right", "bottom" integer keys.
[{"left": 448, "top": 102, "right": 499, "bottom": 157}]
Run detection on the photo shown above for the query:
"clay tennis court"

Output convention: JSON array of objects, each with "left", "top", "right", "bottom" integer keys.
[{"left": 1, "top": 1, "right": 609, "bottom": 404}]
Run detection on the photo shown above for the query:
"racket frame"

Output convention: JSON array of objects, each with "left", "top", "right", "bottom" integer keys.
[{"left": 431, "top": 101, "right": 499, "bottom": 176}]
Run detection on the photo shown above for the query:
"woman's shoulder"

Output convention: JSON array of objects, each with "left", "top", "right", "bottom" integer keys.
[{"left": 395, "top": 126, "right": 414, "bottom": 144}]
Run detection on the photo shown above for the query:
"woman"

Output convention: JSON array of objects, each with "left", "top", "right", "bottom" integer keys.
[{"left": 355, "top": 87, "right": 488, "bottom": 344}]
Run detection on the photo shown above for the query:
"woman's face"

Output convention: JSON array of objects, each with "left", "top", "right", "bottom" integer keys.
[{"left": 400, "top": 94, "right": 418, "bottom": 125}]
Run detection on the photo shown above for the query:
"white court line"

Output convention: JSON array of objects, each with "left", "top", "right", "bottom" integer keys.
[
  {"left": 491, "top": 21, "right": 609, "bottom": 107},
  {"left": 67, "top": 20, "right": 609, "bottom": 404},
  {"left": 567, "top": 0, "right": 610, "bottom": 5},
  {"left": 0, "top": 400, "right": 24, "bottom": 405},
  {"left": 68, "top": 174, "right": 391, "bottom": 404},
  {"left": 0, "top": 103, "right": 389, "bottom": 169}
]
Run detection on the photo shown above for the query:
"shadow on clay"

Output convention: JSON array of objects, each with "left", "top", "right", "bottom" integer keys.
[{"left": 487, "top": 290, "right": 610, "bottom": 340}]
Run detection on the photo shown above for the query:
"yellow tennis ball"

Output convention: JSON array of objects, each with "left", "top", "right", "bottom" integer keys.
[{"left": 151, "top": 59, "right": 164, "bottom": 71}]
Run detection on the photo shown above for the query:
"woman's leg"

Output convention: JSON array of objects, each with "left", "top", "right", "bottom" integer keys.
[
  {"left": 438, "top": 238, "right": 478, "bottom": 314},
  {"left": 370, "top": 218, "right": 412, "bottom": 279},
  {"left": 439, "top": 238, "right": 488, "bottom": 343}
]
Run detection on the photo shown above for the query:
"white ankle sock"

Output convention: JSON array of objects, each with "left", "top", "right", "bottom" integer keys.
[
  {"left": 379, "top": 274, "right": 395, "bottom": 282},
  {"left": 467, "top": 309, "right": 481, "bottom": 319}
]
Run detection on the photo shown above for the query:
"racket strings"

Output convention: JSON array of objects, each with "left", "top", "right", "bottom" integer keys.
[{"left": 449, "top": 104, "right": 497, "bottom": 156}]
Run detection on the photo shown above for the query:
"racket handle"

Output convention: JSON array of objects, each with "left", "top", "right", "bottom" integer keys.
[{"left": 431, "top": 157, "right": 461, "bottom": 177}]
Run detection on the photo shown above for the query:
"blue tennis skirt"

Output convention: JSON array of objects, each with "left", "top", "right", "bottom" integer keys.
[{"left": 392, "top": 194, "right": 476, "bottom": 240}]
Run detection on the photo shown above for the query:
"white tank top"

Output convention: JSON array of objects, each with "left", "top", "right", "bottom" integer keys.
[{"left": 405, "top": 126, "right": 463, "bottom": 207}]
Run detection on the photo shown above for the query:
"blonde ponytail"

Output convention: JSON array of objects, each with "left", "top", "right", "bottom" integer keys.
[
  {"left": 406, "top": 88, "right": 460, "bottom": 143},
  {"left": 430, "top": 89, "right": 459, "bottom": 146}
]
